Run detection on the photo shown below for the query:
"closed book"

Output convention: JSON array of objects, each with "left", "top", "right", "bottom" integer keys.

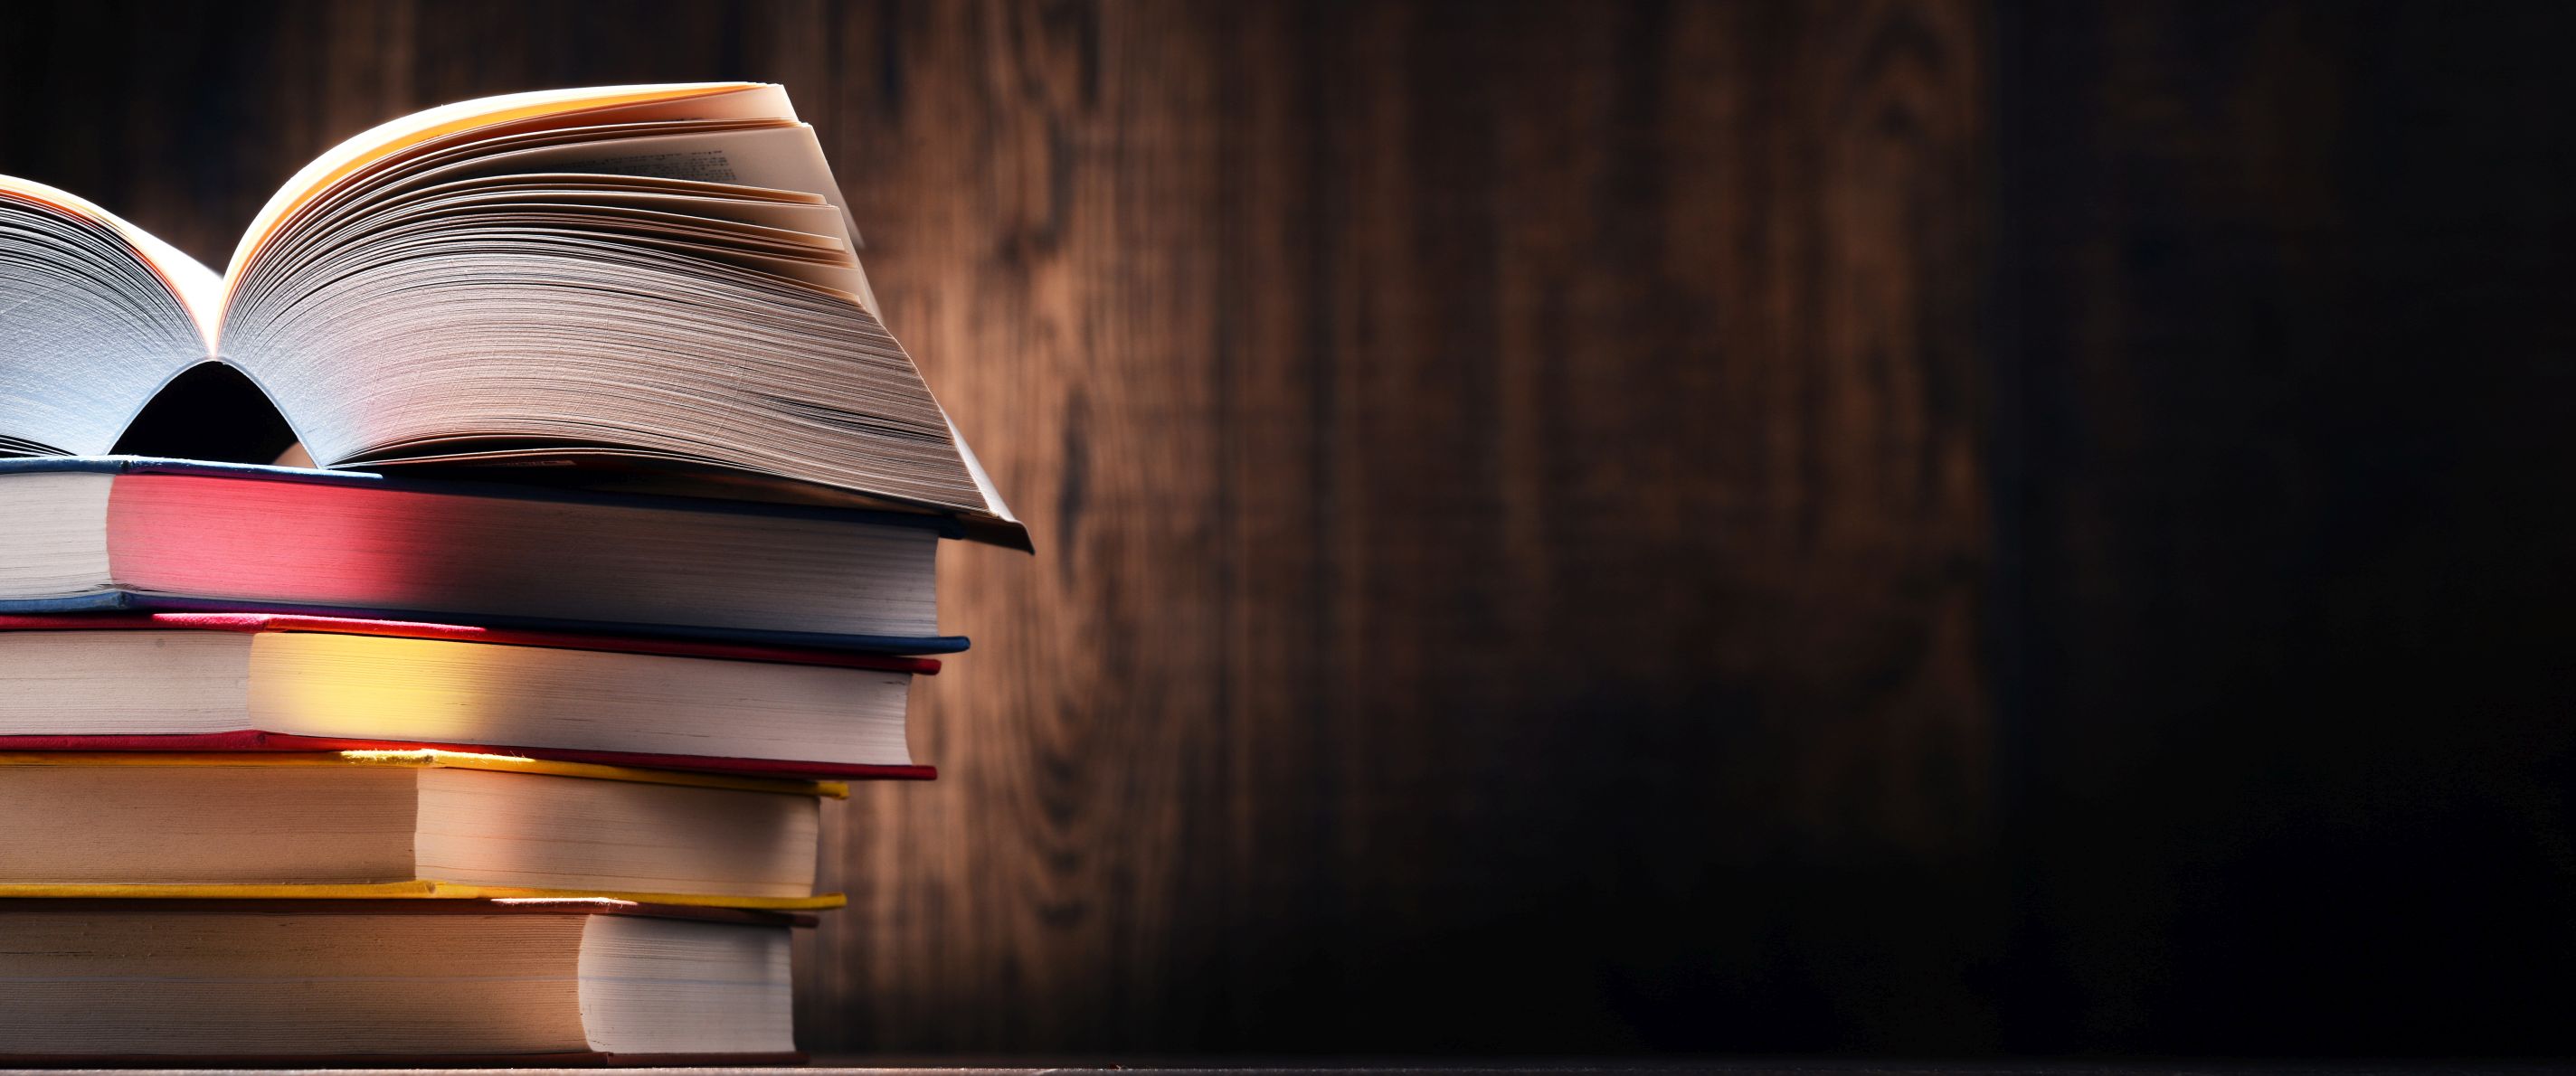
[
  {"left": 0, "top": 456, "right": 971, "bottom": 653},
  {"left": 0, "top": 750, "right": 844, "bottom": 909},
  {"left": 0, "top": 898, "right": 810, "bottom": 1064},
  {"left": 0, "top": 610, "right": 936, "bottom": 778}
]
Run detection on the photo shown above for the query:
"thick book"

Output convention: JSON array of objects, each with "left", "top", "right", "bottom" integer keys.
[
  {"left": 0, "top": 898, "right": 809, "bottom": 1064},
  {"left": 0, "top": 609, "right": 938, "bottom": 778},
  {"left": 0, "top": 455, "right": 969, "bottom": 653},
  {"left": 0, "top": 750, "right": 845, "bottom": 909},
  {"left": 0, "top": 81, "right": 1026, "bottom": 551}
]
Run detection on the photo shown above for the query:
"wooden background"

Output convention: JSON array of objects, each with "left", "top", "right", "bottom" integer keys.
[{"left": 2, "top": 0, "right": 2569, "bottom": 1056}]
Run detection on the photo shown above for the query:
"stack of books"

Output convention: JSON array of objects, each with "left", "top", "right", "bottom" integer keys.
[{"left": 0, "top": 84, "right": 1022, "bottom": 1064}]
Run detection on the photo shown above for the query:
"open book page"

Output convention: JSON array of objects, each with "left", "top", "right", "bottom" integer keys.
[
  {"left": 947, "top": 415, "right": 1025, "bottom": 543},
  {"left": 429, "top": 124, "right": 882, "bottom": 313},
  {"left": 213, "top": 83, "right": 997, "bottom": 517},
  {"left": 406, "top": 124, "right": 881, "bottom": 312},
  {"left": 122, "top": 225, "right": 223, "bottom": 346},
  {"left": 223, "top": 82, "right": 783, "bottom": 293},
  {"left": 0, "top": 82, "right": 1028, "bottom": 544},
  {"left": 0, "top": 175, "right": 215, "bottom": 456},
  {"left": 0, "top": 175, "right": 220, "bottom": 349}
]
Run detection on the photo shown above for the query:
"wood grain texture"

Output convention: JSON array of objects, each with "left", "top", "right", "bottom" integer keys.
[
  {"left": 818, "top": 0, "right": 1992, "bottom": 1052},
  {"left": 1996, "top": 1, "right": 2576, "bottom": 1053},
  {"left": 0, "top": 0, "right": 1994, "bottom": 1052},
  {"left": 46, "top": 0, "right": 2576, "bottom": 1059}
]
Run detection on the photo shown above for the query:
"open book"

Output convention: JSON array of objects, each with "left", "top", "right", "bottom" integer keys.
[{"left": 0, "top": 82, "right": 1024, "bottom": 548}]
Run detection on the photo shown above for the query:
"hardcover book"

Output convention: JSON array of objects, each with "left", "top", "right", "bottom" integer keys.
[
  {"left": 0, "top": 898, "right": 809, "bottom": 1064},
  {"left": 0, "top": 750, "right": 845, "bottom": 909},
  {"left": 0, "top": 81, "right": 1026, "bottom": 551},
  {"left": 0, "top": 610, "right": 938, "bottom": 778},
  {"left": 0, "top": 456, "right": 966, "bottom": 653}
]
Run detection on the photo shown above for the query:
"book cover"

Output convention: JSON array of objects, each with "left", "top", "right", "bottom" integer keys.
[
  {"left": 0, "top": 611, "right": 941, "bottom": 779},
  {"left": 0, "top": 897, "right": 813, "bottom": 1067},
  {"left": 0, "top": 456, "right": 977, "bottom": 655},
  {"left": 0, "top": 750, "right": 848, "bottom": 910}
]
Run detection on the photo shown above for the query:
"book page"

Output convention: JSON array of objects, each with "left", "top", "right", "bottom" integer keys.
[
  {"left": 434, "top": 124, "right": 880, "bottom": 312},
  {"left": 204, "top": 83, "right": 1020, "bottom": 542},
  {"left": 0, "top": 175, "right": 220, "bottom": 348},
  {"left": 225, "top": 82, "right": 790, "bottom": 288}
]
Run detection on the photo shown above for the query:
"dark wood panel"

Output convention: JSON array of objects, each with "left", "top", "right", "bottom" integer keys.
[
  {"left": 0, "top": 0, "right": 1994, "bottom": 1053},
  {"left": 815, "top": 0, "right": 1251, "bottom": 1051},
  {"left": 116, "top": 0, "right": 2576, "bottom": 1058},
  {"left": 794, "top": 0, "right": 1991, "bottom": 1052},
  {"left": 1998, "top": 0, "right": 2576, "bottom": 1054},
  {"left": 0, "top": 0, "right": 1995, "bottom": 1052}
]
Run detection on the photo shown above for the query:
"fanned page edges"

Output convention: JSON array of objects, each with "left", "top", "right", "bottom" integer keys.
[
  {"left": 0, "top": 180, "right": 217, "bottom": 457},
  {"left": 0, "top": 82, "right": 1028, "bottom": 550},
  {"left": 0, "top": 175, "right": 222, "bottom": 340},
  {"left": 224, "top": 83, "right": 772, "bottom": 285}
]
